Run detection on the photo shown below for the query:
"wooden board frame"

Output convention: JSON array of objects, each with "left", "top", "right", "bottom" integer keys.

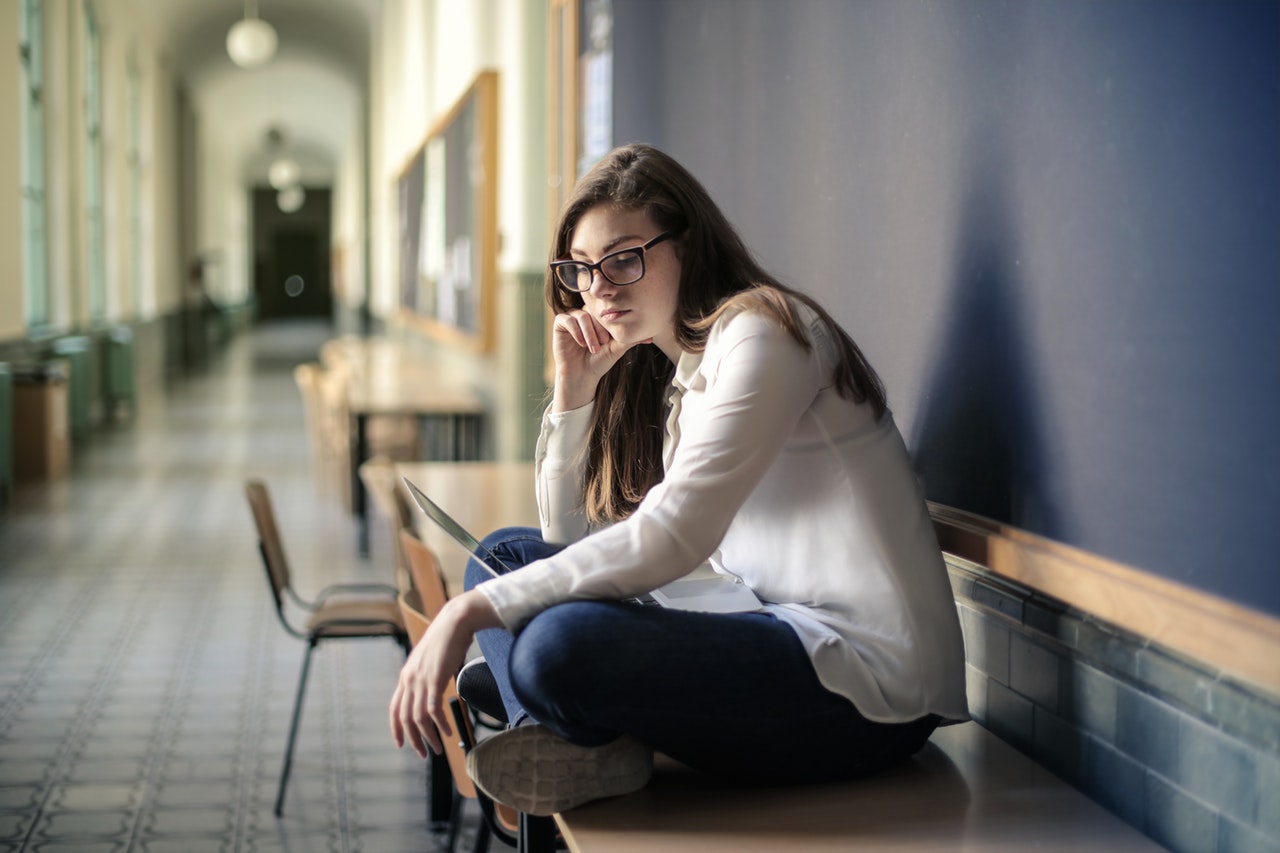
[
  {"left": 929, "top": 502, "right": 1280, "bottom": 699},
  {"left": 544, "top": 0, "right": 582, "bottom": 381}
]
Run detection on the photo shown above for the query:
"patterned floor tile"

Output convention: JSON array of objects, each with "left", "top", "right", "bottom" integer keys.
[{"left": 0, "top": 324, "right": 510, "bottom": 853}]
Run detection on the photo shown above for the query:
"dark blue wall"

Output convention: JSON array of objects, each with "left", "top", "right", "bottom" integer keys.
[{"left": 614, "top": 0, "right": 1279, "bottom": 614}]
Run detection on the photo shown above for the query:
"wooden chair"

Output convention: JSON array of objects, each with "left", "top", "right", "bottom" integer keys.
[
  {"left": 399, "top": 528, "right": 451, "bottom": 619},
  {"left": 244, "top": 479, "right": 410, "bottom": 816},
  {"left": 293, "top": 363, "right": 334, "bottom": 498},
  {"left": 316, "top": 363, "right": 419, "bottom": 512},
  {"left": 320, "top": 334, "right": 364, "bottom": 370},
  {"left": 360, "top": 456, "right": 417, "bottom": 590}
]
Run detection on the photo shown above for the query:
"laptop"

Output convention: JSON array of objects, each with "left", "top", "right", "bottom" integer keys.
[{"left": 401, "top": 476, "right": 763, "bottom": 614}]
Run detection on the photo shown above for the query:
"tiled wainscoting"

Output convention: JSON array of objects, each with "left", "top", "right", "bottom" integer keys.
[{"left": 950, "top": 557, "right": 1279, "bottom": 853}]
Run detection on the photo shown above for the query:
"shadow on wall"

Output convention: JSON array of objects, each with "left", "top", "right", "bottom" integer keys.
[{"left": 910, "top": 145, "right": 1055, "bottom": 536}]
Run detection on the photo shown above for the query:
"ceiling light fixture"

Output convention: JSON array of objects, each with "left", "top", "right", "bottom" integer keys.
[
  {"left": 268, "top": 157, "right": 300, "bottom": 189},
  {"left": 226, "top": 0, "right": 277, "bottom": 69},
  {"left": 277, "top": 185, "right": 306, "bottom": 214}
]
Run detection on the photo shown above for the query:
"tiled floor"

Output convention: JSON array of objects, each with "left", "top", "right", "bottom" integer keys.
[{"left": 0, "top": 322, "right": 502, "bottom": 853}]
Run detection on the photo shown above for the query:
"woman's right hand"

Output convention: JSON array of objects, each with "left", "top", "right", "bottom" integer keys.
[
  {"left": 551, "top": 309, "right": 638, "bottom": 411},
  {"left": 389, "top": 590, "right": 500, "bottom": 758}
]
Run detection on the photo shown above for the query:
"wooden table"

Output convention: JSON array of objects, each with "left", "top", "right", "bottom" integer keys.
[
  {"left": 394, "top": 461, "right": 537, "bottom": 591},
  {"left": 338, "top": 341, "right": 489, "bottom": 555}
]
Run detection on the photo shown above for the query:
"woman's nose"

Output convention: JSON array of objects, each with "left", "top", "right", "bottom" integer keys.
[{"left": 587, "top": 269, "right": 616, "bottom": 296}]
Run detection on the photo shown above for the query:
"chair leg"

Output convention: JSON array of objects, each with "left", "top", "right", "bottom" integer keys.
[
  {"left": 451, "top": 698, "right": 518, "bottom": 850},
  {"left": 276, "top": 640, "right": 316, "bottom": 817},
  {"left": 429, "top": 748, "right": 454, "bottom": 829},
  {"left": 518, "top": 813, "right": 558, "bottom": 853},
  {"left": 446, "top": 788, "right": 463, "bottom": 853},
  {"left": 472, "top": 812, "right": 491, "bottom": 853}
]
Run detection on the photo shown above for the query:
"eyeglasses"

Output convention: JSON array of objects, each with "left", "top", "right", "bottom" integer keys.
[{"left": 550, "top": 231, "right": 675, "bottom": 292}]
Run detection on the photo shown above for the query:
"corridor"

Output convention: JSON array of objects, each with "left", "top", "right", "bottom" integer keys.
[{"left": 0, "top": 323, "right": 488, "bottom": 852}]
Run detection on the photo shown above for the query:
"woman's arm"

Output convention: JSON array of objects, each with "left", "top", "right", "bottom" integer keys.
[
  {"left": 534, "top": 403, "right": 593, "bottom": 543},
  {"left": 480, "top": 309, "right": 825, "bottom": 628},
  {"left": 537, "top": 307, "right": 646, "bottom": 543}
]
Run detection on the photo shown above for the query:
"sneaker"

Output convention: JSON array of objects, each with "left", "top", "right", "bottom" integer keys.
[
  {"left": 456, "top": 656, "right": 508, "bottom": 724},
  {"left": 465, "top": 724, "right": 653, "bottom": 816}
]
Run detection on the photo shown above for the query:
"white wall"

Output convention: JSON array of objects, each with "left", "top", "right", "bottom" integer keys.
[
  {"left": 368, "top": 0, "right": 549, "bottom": 458},
  {"left": 332, "top": 125, "right": 366, "bottom": 312},
  {"left": 0, "top": 0, "right": 183, "bottom": 337}
]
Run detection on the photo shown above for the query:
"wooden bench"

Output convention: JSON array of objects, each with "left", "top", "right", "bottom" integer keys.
[
  {"left": 394, "top": 462, "right": 1169, "bottom": 852},
  {"left": 553, "top": 722, "right": 1166, "bottom": 852}
]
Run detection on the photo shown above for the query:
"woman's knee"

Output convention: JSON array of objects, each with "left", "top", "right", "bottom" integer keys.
[
  {"left": 478, "top": 525, "right": 540, "bottom": 552},
  {"left": 465, "top": 526, "right": 547, "bottom": 591},
  {"left": 507, "top": 602, "right": 626, "bottom": 723}
]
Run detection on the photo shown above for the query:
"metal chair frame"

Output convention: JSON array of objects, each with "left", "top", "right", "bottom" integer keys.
[{"left": 245, "top": 479, "right": 411, "bottom": 816}]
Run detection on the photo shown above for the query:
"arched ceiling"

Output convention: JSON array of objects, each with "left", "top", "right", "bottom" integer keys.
[{"left": 140, "top": 0, "right": 375, "bottom": 185}]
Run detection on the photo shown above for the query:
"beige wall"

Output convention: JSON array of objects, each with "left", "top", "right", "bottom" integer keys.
[
  {"left": 98, "top": 0, "right": 130, "bottom": 321},
  {"left": 43, "top": 0, "right": 75, "bottom": 327},
  {"left": 147, "top": 52, "right": 182, "bottom": 316},
  {"left": 0, "top": 4, "right": 23, "bottom": 339},
  {"left": 4, "top": 0, "right": 552, "bottom": 461}
]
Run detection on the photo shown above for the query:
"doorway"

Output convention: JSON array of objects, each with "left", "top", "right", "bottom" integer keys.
[{"left": 252, "top": 187, "right": 333, "bottom": 322}]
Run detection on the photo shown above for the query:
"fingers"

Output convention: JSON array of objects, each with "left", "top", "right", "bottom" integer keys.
[
  {"left": 388, "top": 594, "right": 492, "bottom": 759},
  {"left": 555, "top": 310, "right": 610, "bottom": 354},
  {"left": 417, "top": 680, "right": 452, "bottom": 753},
  {"left": 389, "top": 667, "right": 444, "bottom": 758},
  {"left": 389, "top": 682, "right": 406, "bottom": 747},
  {"left": 388, "top": 658, "right": 460, "bottom": 758}
]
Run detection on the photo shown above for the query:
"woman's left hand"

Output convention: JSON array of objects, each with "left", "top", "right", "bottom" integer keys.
[{"left": 389, "top": 589, "right": 502, "bottom": 758}]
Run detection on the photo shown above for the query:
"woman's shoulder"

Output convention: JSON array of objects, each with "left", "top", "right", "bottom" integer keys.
[{"left": 708, "top": 287, "right": 820, "bottom": 348}]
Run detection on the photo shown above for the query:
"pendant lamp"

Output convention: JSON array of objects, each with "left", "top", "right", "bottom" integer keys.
[{"left": 227, "top": 0, "right": 277, "bottom": 69}]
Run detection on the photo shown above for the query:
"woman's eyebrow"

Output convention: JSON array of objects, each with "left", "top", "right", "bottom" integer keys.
[{"left": 570, "top": 234, "right": 644, "bottom": 259}]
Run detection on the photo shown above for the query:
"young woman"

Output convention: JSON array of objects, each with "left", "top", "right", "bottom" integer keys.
[{"left": 389, "top": 143, "right": 968, "bottom": 816}]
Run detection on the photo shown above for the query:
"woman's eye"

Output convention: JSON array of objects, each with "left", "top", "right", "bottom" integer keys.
[{"left": 604, "top": 253, "right": 642, "bottom": 277}]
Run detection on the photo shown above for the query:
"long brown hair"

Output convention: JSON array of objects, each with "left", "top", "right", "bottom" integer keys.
[{"left": 548, "top": 144, "right": 886, "bottom": 525}]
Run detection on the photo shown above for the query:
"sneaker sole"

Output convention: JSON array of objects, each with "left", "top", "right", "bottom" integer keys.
[{"left": 466, "top": 724, "right": 653, "bottom": 816}]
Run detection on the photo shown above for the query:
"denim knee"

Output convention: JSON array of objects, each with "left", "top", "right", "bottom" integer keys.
[
  {"left": 508, "top": 602, "right": 621, "bottom": 744},
  {"left": 465, "top": 526, "right": 549, "bottom": 591}
]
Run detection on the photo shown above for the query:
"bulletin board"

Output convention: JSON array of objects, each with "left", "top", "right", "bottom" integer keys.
[{"left": 397, "top": 70, "right": 499, "bottom": 352}]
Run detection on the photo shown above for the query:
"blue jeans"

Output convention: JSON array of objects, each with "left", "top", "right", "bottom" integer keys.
[{"left": 466, "top": 526, "right": 939, "bottom": 784}]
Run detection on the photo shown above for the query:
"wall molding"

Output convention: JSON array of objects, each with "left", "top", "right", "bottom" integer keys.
[{"left": 929, "top": 502, "right": 1280, "bottom": 701}]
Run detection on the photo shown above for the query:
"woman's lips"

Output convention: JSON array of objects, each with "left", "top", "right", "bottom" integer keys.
[{"left": 599, "top": 308, "right": 630, "bottom": 322}]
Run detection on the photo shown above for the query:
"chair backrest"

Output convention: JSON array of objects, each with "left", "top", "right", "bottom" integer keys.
[
  {"left": 293, "top": 363, "right": 328, "bottom": 485},
  {"left": 360, "top": 455, "right": 400, "bottom": 519},
  {"left": 315, "top": 362, "right": 351, "bottom": 431},
  {"left": 245, "top": 480, "right": 291, "bottom": 612},
  {"left": 397, "top": 589, "right": 478, "bottom": 800},
  {"left": 320, "top": 335, "right": 362, "bottom": 371},
  {"left": 293, "top": 363, "right": 322, "bottom": 425},
  {"left": 399, "top": 529, "right": 451, "bottom": 619},
  {"left": 360, "top": 456, "right": 416, "bottom": 589}
]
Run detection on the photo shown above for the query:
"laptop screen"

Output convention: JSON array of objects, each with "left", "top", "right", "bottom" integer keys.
[{"left": 401, "top": 476, "right": 508, "bottom": 579}]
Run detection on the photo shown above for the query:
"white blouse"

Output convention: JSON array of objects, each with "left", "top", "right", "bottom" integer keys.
[{"left": 476, "top": 301, "right": 970, "bottom": 724}]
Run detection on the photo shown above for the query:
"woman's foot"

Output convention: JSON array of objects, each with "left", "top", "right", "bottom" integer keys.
[{"left": 465, "top": 724, "right": 653, "bottom": 816}]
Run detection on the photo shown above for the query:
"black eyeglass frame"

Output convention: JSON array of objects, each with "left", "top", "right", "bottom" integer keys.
[{"left": 550, "top": 231, "right": 675, "bottom": 292}]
